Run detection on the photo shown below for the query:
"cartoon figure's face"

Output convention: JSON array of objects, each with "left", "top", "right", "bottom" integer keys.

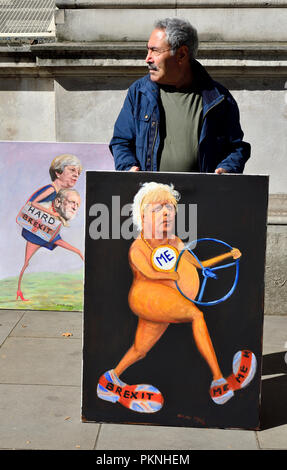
[
  {"left": 56, "top": 165, "right": 81, "bottom": 188},
  {"left": 56, "top": 191, "right": 81, "bottom": 221},
  {"left": 142, "top": 200, "right": 176, "bottom": 239}
]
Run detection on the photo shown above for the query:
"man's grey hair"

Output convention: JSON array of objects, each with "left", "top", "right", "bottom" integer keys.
[
  {"left": 55, "top": 188, "right": 80, "bottom": 204},
  {"left": 154, "top": 17, "right": 198, "bottom": 60}
]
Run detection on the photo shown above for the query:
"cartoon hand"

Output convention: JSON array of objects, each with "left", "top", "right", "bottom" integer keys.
[
  {"left": 170, "top": 271, "right": 179, "bottom": 281},
  {"left": 231, "top": 248, "right": 241, "bottom": 259},
  {"left": 56, "top": 215, "right": 69, "bottom": 227}
]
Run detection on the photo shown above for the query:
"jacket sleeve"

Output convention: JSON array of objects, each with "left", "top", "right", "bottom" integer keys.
[
  {"left": 216, "top": 94, "right": 251, "bottom": 173},
  {"left": 109, "top": 87, "right": 140, "bottom": 171}
]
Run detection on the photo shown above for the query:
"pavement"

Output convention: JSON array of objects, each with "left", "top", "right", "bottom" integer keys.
[{"left": 0, "top": 309, "right": 286, "bottom": 451}]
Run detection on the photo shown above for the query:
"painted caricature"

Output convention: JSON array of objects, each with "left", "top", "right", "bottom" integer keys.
[
  {"left": 45, "top": 188, "right": 81, "bottom": 227},
  {"left": 16, "top": 154, "right": 83, "bottom": 302},
  {"left": 97, "top": 182, "right": 257, "bottom": 413}
]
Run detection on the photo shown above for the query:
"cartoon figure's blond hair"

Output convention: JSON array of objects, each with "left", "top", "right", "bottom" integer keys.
[{"left": 132, "top": 182, "right": 180, "bottom": 232}]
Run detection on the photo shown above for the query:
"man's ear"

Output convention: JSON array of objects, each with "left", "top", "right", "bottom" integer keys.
[
  {"left": 176, "top": 45, "right": 189, "bottom": 63},
  {"left": 54, "top": 197, "right": 61, "bottom": 209}
]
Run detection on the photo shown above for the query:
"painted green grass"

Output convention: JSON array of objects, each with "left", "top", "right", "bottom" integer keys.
[{"left": 0, "top": 271, "right": 84, "bottom": 311}]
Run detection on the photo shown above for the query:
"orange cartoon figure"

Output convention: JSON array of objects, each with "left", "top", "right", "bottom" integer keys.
[{"left": 97, "top": 182, "right": 257, "bottom": 413}]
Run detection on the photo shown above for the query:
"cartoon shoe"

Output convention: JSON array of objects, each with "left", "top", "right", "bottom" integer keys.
[
  {"left": 210, "top": 378, "right": 234, "bottom": 405},
  {"left": 119, "top": 384, "right": 164, "bottom": 413},
  {"left": 227, "top": 350, "right": 257, "bottom": 391},
  {"left": 97, "top": 369, "right": 127, "bottom": 403},
  {"left": 97, "top": 370, "right": 164, "bottom": 413}
]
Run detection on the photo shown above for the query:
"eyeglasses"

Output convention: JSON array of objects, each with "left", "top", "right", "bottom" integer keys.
[
  {"left": 146, "top": 46, "right": 172, "bottom": 56},
  {"left": 146, "top": 203, "right": 176, "bottom": 213}
]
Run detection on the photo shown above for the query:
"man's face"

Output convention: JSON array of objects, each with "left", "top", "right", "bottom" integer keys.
[
  {"left": 57, "top": 191, "right": 81, "bottom": 221},
  {"left": 142, "top": 200, "right": 176, "bottom": 240},
  {"left": 146, "top": 28, "right": 180, "bottom": 86}
]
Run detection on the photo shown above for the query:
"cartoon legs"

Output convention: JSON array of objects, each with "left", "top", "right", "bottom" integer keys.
[
  {"left": 16, "top": 239, "right": 84, "bottom": 301},
  {"left": 114, "top": 307, "right": 223, "bottom": 383},
  {"left": 97, "top": 283, "right": 257, "bottom": 411},
  {"left": 17, "top": 241, "right": 40, "bottom": 300},
  {"left": 114, "top": 319, "right": 169, "bottom": 377},
  {"left": 189, "top": 308, "right": 223, "bottom": 381},
  {"left": 123, "top": 281, "right": 224, "bottom": 382},
  {"left": 97, "top": 291, "right": 230, "bottom": 412},
  {"left": 54, "top": 239, "right": 84, "bottom": 261}
]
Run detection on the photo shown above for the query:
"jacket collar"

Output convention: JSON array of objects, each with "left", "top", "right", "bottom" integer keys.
[
  {"left": 192, "top": 60, "right": 226, "bottom": 116},
  {"left": 140, "top": 60, "right": 225, "bottom": 112},
  {"left": 140, "top": 74, "right": 160, "bottom": 104}
]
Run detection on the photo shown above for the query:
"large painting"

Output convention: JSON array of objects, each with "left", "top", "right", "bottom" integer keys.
[
  {"left": 0, "top": 141, "right": 113, "bottom": 311},
  {"left": 82, "top": 171, "right": 268, "bottom": 430}
]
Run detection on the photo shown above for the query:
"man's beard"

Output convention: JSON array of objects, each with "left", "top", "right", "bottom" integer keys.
[{"left": 58, "top": 207, "right": 76, "bottom": 222}]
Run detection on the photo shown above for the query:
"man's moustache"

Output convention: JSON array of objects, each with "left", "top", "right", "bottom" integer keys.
[
  {"left": 58, "top": 208, "right": 76, "bottom": 221},
  {"left": 147, "top": 64, "right": 158, "bottom": 71}
]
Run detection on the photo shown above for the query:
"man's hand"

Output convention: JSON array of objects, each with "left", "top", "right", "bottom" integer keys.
[
  {"left": 129, "top": 166, "right": 140, "bottom": 172},
  {"left": 215, "top": 168, "right": 228, "bottom": 174}
]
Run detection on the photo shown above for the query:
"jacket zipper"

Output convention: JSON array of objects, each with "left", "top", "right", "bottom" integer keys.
[{"left": 150, "top": 120, "right": 158, "bottom": 171}]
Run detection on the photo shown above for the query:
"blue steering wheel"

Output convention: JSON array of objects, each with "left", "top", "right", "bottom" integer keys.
[{"left": 175, "top": 238, "right": 240, "bottom": 306}]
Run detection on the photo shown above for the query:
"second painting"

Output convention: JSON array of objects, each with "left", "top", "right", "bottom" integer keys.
[{"left": 0, "top": 141, "right": 113, "bottom": 311}]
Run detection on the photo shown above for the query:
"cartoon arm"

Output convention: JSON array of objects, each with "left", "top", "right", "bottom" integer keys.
[
  {"left": 173, "top": 237, "right": 202, "bottom": 269},
  {"left": 129, "top": 245, "right": 179, "bottom": 281},
  {"left": 174, "top": 237, "right": 241, "bottom": 269},
  {"left": 201, "top": 248, "right": 241, "bottom": 268},
  {"left": 30, "top": 187, "right": 60, "bottom": 217}
]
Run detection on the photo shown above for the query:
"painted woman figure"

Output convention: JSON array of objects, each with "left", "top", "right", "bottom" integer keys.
[
  {"left": 16, "top": 154, "right": 83, "bottom": 301},
  {"left": 97, "top": 182, "right": 257, "bottom": 413}
]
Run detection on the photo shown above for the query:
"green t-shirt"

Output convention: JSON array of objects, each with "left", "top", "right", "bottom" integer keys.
[{"left": 158, "top": 84, "right": 203, "bottom": 172}]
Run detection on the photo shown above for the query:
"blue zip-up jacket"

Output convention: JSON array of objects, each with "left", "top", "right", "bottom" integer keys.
[{"left": 110, "top": 60, "right": 251, "bottom": 173}]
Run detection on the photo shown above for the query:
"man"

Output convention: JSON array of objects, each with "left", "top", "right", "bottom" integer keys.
[{"left": 109, "top": 18, "right": 250, "bottom": 174}]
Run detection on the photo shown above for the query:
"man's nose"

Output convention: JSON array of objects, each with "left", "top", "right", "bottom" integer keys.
[{"left": 145, "top": 49, "right": 153, "bottom": 63}]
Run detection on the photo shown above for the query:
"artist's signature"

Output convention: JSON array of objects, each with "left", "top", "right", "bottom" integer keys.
[
  {"left": 177, "top": 414, "right": 206, "bottom": 426},
  {"left": 56, "top": 304, "right": 74, "bottom": 308}
]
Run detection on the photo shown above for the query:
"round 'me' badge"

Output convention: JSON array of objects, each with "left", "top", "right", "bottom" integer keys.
[{"left": 151, "top": 245, "right": 179, "bottom": 272}]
